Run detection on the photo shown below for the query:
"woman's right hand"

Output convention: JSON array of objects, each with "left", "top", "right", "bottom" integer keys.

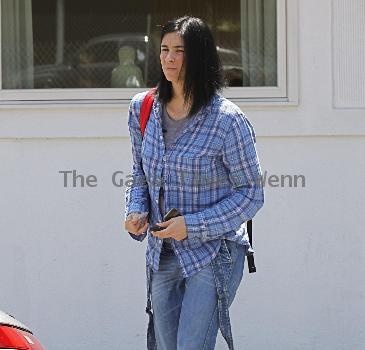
[{"left": 124, "top": 212, "right": 149, "bottom": 235}]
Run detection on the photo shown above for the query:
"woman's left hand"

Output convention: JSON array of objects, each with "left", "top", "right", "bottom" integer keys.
[{"left": 151, "top": 216, "right": 188, "bottom": 241}]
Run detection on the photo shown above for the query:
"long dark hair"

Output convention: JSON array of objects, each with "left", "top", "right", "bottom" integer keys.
[{"left": 156, "top": 16, "right": 224, "bottom": 116}]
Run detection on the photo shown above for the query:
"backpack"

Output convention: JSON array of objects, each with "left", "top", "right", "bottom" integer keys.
[{"left": 139, "top": 89, "right": 256, "bottom": 273}]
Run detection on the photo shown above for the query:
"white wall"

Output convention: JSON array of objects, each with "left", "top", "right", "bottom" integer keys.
[{"left": 1, "top": 0, "right": 364, "bottom": 349}]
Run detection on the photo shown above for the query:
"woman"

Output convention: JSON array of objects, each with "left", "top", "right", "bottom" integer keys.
[{"left": 125, "top": 16, "right": 264, "bottom": 350}]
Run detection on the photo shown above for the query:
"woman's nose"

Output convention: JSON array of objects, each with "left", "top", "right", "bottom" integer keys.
[{"left": 166, "top": 51, "right": 175, "bottom": 62}]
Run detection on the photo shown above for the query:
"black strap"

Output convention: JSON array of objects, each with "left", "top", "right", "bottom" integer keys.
[
  {"left": 246, "top": 220, "right": 256, "bottom": 273},
  {"left": 247, "top": 220, "right": 253, "bottom": 247}
]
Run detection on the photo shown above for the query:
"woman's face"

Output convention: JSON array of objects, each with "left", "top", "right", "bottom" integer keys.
[{"left": 160, "top": 32, "right": 185, "bottom": 84}]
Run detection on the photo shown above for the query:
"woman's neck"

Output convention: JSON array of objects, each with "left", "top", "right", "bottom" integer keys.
[
  {"left": 167, "top": 82, "right": 191, "bottom": 120},
  {"left": 171, "top": 81, "right": 184, "bottom": 100}
]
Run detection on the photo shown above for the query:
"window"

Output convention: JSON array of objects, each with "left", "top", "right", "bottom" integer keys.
[{"left": 0, "top": 0, "right": 296, "bottom": 103}]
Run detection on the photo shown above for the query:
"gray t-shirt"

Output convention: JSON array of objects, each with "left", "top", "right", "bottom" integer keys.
[{"left": 161, "top": 104, "right": 190, "bottom": 151}]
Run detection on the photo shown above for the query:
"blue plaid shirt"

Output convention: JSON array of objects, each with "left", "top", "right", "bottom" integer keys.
[{"left": 125, "top": 91, "right": 264, "bottom": 277}]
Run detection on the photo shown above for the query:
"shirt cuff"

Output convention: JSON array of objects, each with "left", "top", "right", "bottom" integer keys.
[
  {"left": 128, "top": 232, "right": 147, "bottom": 242},
  {"left": 184, "top": 212, "right": 208, "bottom": 241},
  {"left": 125, "top": 203, "right": 148, "bottom": 220}
]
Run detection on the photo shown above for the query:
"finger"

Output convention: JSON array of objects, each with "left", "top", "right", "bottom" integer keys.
[
  {"left": 155, "top": 219, "right": 172, "bottom": 228},
  {"left": 125, "top": 222, "right": 140, "bottom": 233},
  {"left": 125, "top": 222, "right": 133, "bottom": 231},
  {"left": 136, "top": 220, "right": 145, "bottom": 230},
  {"left": 135, "top": 224, "right": 147, "bottom": 234},
  {"left": 152, "top": 228, "right": 170, "bottom": 238},
  {"left": 136, "top": 222, "right": 149, "bottom": 234},
  {"left": 153, "top": 222, "right": 164, "bottom": 228},
  {"left": 150, "top": 224, "right": 165, "bottom": 233},
  {"left": 152, "top": 220, "right": 172, "bottom": 232}
]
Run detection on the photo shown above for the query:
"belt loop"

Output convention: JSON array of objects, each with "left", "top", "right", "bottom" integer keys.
[
  {"left": 146, "top": 264, "right": 157, "bottom": 350},
  {"left": 210, "top": 240, "right": 235, "bottom": 350}
]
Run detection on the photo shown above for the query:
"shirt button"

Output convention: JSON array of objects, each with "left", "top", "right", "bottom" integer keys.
[
  {"left": 162, "top": 156, "right": 166, "bottom": 161},
  {"left": 160, "top": 136, "right": 163, "bottom": 140}
]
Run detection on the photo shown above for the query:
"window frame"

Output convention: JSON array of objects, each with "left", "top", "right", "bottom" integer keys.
[{"left": 0, "top": 0, "right": 298, "bottom": 106}]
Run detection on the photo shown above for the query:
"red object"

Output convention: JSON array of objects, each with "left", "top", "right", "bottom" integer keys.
[
  {"left": 0, "top": 325, "right": 45, "bottom": 350},
  {"left": 139, "top": 88, "right": 156, "bottom": 137}
]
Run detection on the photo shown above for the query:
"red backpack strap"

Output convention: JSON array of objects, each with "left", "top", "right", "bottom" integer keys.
[{"left": 140, "top": 88, "right": 156, "bottom": 137}]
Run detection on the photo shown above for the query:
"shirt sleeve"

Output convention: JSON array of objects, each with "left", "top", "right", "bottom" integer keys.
[
  {"left": 184, "top": 112, "right": 264, "bottom": 242},
  {"left": 124, "top": 95, "right": 150, "bottom": 242}
]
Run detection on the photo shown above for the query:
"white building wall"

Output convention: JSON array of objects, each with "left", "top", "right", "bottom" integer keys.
[{"left": 1, "top": 0, "right": 364, "bottom": 349}]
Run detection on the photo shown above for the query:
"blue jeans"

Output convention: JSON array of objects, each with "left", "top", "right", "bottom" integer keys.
[{"left": 150, "top": 240, "right": 246, "bottom": 350}]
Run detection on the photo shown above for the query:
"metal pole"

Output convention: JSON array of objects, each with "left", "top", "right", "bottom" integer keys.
[
  {"left": 56, "top": 0, "right": 65, "bottom": 64},
  {"left": 144, "top": 13, "right": 151, "bottom": 86}
]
